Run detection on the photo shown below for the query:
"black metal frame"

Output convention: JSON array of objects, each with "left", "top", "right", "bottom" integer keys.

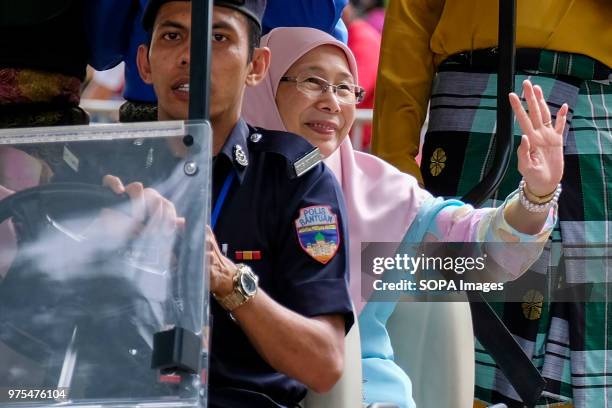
[
  {"left": 461, "top": 0, "right": 516, "bottom": 206},
  {"left": 463, "top": 1, "right": 546, "bottom": 406},
  {"left": 189, "top": 0, "right": 212, "bottom": 121}
]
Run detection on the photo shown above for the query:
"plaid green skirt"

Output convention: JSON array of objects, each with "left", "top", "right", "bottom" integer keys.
[{"left": 420, "top": 50, "right": 612, "bottom": 408}]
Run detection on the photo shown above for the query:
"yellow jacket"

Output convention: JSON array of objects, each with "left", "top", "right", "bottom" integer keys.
[{"left": 372, "top": 0, "right": 612, "bottom": 184}]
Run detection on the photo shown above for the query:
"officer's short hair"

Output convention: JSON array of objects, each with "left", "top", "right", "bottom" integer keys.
[{"left": 245, "top": 15, "right": 261, "bottom": 62}]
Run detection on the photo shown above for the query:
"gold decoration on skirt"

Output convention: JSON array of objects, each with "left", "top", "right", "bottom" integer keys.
[
  {"left": 522, "top": 289, "right": 544, "bottom": 320},
  {"left": 429, "top": 148, "right": 447, "bottom": 176}
]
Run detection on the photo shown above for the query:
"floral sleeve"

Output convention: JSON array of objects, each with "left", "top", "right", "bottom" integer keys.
[{"left": 422, "top": 190, "right": 557, "bottom": 281}]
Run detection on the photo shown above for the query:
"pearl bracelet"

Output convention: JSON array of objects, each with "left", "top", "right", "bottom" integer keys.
[{"left": 518, "top": 179, "right": 561, "bottom": 213}]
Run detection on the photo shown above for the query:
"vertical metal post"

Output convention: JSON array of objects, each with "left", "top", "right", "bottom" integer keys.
[
  {"left": 492, "top": 0, "right": 517, "bottom": 193},
  {"left": 461, "top": 0, "right": 516, "bottom": 206},
  {"left": 187, "top": 3, "right": 212, "bottom": 405},
  {"left": 189, "top": 0, "right": 212, "bottom": 120},
  {"left": 463, "top": 2, "right": 547, "bottom": 406}
]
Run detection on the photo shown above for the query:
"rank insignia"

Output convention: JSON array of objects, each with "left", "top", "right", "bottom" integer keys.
[
  {"left": 294, "top": 206, "right": 340, "bottom": 264},
  {"left": 293, "top": 147, "right": 321, "bottom": 178}
]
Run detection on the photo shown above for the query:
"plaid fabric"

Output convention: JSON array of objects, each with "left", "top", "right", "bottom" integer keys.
[{"left": 420, "top": 50, "right": 612, "bottom": 408}]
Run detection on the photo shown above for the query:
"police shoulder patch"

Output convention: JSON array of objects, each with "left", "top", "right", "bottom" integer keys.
[{"left": 294, "top": 205, "right": 340, "bottom": 264}]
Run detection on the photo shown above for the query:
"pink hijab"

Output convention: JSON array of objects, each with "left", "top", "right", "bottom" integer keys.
[{"left": 243, "top": 27, "right": 431, "bottom": 314}]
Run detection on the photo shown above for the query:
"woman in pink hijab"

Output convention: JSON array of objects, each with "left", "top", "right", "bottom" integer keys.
[
  {"left": 243, "top": 26, "right": 565, "bottom": 308},
  {"left": 242, "top": 27, "right": 567, "bottom": 407}
]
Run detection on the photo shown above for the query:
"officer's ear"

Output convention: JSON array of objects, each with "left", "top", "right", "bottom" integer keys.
[
  {"left": 137, "top": 44, "right": 154, "bottom": 85},
  {"left": 245, "top": 46, "right": 271, "bottom": 87}
]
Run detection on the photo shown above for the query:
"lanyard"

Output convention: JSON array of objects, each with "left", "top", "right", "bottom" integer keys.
[{"left": 211, "top": 171, "right": 235, "bottom": 230}]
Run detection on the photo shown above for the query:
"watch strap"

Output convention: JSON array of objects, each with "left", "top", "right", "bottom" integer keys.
[
  {"left": 213, "top": 264, "right": 256, "bottom": 312},
  {"left": 215, "top": 289, "right": 248, "bottom": 311}
]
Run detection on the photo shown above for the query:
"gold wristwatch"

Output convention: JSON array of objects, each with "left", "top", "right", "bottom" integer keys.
[{"left": 213, "top": 263, "right": 259, "bottom": 312}]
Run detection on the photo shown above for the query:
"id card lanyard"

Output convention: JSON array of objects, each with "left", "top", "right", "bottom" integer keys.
[{"left": 211, "top": 171, "right": 235, "bottom": 230}]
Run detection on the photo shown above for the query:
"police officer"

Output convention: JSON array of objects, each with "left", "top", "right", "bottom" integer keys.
[{"left": 138, "top": 1, "right": 354, "bottom": 407}]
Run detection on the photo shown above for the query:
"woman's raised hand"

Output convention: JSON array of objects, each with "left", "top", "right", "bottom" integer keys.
[{"left": 509, "top": 79, "right": 567, "bottom": 196}]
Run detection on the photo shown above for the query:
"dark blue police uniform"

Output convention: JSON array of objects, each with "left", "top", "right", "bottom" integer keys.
[{"left": 208, "top": 118, "right": 354, "bottom": 408}]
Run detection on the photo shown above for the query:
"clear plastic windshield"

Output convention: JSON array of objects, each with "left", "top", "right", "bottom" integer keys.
[{"left": 0, "top": 121, "right": 211, "bottom": 407}]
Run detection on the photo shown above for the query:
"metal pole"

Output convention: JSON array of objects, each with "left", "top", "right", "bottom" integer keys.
[
  {"left": 461, "top": 0, "right": 516, "bottom": 206},
  {"left": 189, "top": 0, "right": 212, "bottom": 120},
  {"left": 461, "top": 1, "right": 547, "bottom": 406}
]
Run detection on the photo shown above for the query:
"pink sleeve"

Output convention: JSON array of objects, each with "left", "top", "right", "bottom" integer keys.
[
  {"left": 430, "top": 191, "right": 556, "bottom": 280},
  {"left": 0, "top": 185, "right": 17, "bottom": 279}
]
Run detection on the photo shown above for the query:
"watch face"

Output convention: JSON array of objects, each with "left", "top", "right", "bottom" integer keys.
[{"left": 240, "top": 271, "right": 258, "bottom": 296}]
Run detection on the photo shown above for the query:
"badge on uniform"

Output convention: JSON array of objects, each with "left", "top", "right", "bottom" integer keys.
[
  {"left": 233, "top": 144, "right": 248, "bottom": 168},
  {"left": 294, "top": 206, "right": 340, "bottom": 264}
]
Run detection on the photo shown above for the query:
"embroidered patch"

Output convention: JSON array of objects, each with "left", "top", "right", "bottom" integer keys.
[{"left": 294, "top": 206, "right": 340, "bottom": 264}]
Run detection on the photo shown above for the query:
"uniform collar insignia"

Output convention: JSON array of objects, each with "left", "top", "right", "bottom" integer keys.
[
  {"left": 233, "top": 144, "right": 249, "bottom": 168},
  {"left": 217, "top": 119, "right": 250, "bottom": 183}
]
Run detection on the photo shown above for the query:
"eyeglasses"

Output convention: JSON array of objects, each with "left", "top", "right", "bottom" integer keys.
[{"left": 279, "top": 74, "right": 366, "bottom": 105}]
